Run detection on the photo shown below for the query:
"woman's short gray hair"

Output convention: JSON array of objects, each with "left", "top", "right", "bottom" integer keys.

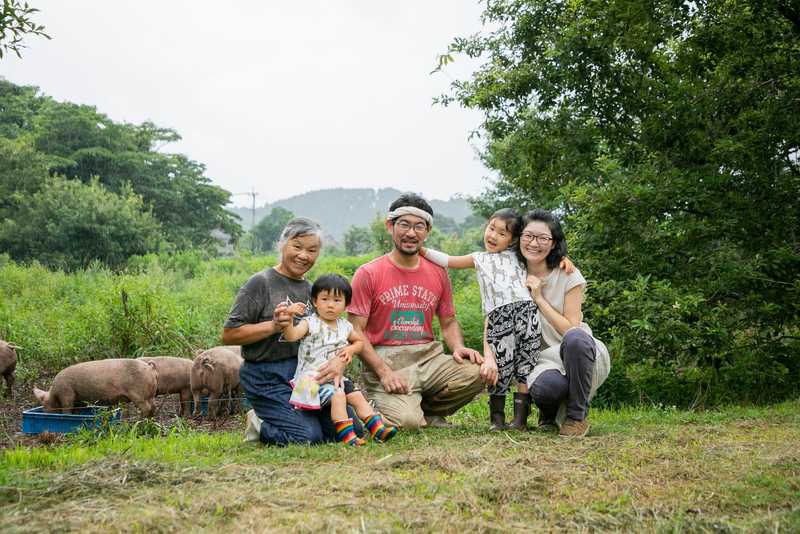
[{"left": 276, "top": 217, "right": 323, "bottom": 256}]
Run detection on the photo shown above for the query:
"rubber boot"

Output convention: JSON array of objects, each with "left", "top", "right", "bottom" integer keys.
[
  {"left": 509, "top": 392, "right": 531, "bottom": 431},
  {"left": 488, "top": 394, "right": 507, "bottom": 431}
]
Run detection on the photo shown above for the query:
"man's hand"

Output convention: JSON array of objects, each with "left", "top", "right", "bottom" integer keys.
[
  {"left": 380, "top": 369, "right": 410, "bottom": 395},
  {"left": 479, "top": 354, "right": 499, "bottom": 386},
  {"left": 452, "top": 347, "right": 484, "bottom": 364},
  {"left": 316, "top": 357, "right": 346, "bottom": 388}
]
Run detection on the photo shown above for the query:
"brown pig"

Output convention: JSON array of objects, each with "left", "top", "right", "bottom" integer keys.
[
  {"left": 139, "top": 356, "right": 193, "bottom": 416},
  {"left": 33, "top": 358, "right": 158, "bottom": 416},
  {"left": 190, "top": 347, "right": 243, "bottom": 418},
  {"left": 0, "top": 340, "right": 19, "bottom": 398}
]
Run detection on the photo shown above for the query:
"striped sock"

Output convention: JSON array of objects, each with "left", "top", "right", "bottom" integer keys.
[
  {"left": 334, "top": 418, "right": 364, "bottom": 446},
  {"left": 364, "top": 414, "right": 398, "bottom": 443}
]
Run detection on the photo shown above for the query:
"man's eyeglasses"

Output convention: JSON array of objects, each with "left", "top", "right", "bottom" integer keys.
[
  {"left": 395, "top": 220, "right": 429, "bottom": 234},
  {"left": 520, "top": 233, "right": 553, "bottom": 245}
]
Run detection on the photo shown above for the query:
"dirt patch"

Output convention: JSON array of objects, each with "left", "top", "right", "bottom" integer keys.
[{"left": 0, "top": 377, "right": 244, "bottom": 449}]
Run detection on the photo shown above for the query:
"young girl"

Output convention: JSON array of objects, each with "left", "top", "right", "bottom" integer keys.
[
  {"left": 282, "top": 273, "right": 397, "bottom": 446},
  {"left": 422, "top": 208, "right": 572, "bottom": 431}
]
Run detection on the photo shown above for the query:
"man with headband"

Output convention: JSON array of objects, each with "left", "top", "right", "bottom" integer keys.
[{"left": 347, "top": 193, "right": 487, "bottom": 429}]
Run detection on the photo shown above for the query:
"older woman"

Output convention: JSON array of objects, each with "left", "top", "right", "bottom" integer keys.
[
  {"left": 222, "top": 218, "right": 356, "bottom": 445},
  {"left": 519, "top": 209, "right": 611, "bottom": 437}
]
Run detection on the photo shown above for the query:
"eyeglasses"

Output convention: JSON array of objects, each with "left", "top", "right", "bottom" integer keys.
[
  {"left": 520, "top": 233, "right": 553, "bottom": 245},
  {"left": 394, "top": 220, "right": 429, "bottom": 234}
]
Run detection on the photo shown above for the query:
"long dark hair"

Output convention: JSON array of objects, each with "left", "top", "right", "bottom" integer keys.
[{"left": 518, "top": 209, "right": 567, "bottom": 269}]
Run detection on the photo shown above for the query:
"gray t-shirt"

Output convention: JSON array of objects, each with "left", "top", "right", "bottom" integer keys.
[{"left": 224, "top": 268, "right": 312, "bottom": 363}]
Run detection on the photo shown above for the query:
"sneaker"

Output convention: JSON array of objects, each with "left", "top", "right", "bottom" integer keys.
[
  {"left": 559, "top": 417, "right": 589, "bottom": 437},
  {"left": 243, "top": 409, "right": 262, "bottom": 443},
  {"left": 424, "top": 415, "right": 455, "bottom": 429}
]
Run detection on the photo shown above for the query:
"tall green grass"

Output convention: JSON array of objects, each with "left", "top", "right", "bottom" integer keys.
[{"left": 0, "top": 252, "right": 482, "bottom": 382}]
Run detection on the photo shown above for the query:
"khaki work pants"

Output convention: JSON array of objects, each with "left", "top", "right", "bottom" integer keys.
[{"left": 361, "top": 341, "right": 484, "bottom": 430}]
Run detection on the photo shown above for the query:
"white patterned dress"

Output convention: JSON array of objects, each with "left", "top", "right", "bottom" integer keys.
[
  {"left": 289, "top": 315, "right": 355, "bottom": 409},
  {"left": 472, "top": 249, "right": 542, "bottom": 394}
]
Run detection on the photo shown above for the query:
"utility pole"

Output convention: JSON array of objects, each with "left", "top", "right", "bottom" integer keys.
[{"left": 234, "top": 188, "right": 259, "bottom": 228}]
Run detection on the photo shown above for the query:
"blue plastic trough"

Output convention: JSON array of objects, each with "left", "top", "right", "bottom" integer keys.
[{"left": 22, "top": 406, "right": 122, "bottom": 434}]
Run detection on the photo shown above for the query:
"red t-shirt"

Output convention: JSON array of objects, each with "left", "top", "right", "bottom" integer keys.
[{"left": 347, "top": 255, "right": 456, "bottom": 346}]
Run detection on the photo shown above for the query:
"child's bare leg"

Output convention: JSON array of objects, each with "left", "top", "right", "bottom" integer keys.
[
  {"left": 345, "top": 391, "right": 374, "bottom": 420},
  {"left": 330, "top": 390, "right": 349, "bottom": 422},
  {"left": 516, "top": 382, "right": 529, "bottom": 394}
]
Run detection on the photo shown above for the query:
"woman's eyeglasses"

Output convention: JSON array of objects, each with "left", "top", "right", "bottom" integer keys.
[{"left": 520, "top": 233, "right": 553, "bottom": 245}]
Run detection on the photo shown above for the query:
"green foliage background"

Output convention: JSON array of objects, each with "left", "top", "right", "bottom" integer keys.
[{"left": 436, "top": 0, "right": 800, "bottom": 407}]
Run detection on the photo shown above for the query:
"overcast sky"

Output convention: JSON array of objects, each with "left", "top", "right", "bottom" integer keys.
[{"left": 1, "top": 1, "right": 495, "bottom": 207}]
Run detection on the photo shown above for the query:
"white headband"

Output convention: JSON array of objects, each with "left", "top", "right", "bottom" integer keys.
[{"left": 387, "top": 206, "right": 433, "bottom": 225}]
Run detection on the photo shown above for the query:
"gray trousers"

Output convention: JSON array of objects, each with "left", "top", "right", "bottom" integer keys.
[{"left": 530, "top": 328, "right": 596, "bottom": 422}]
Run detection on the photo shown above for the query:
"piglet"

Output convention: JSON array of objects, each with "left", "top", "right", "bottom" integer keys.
[
  {"left": 139, "top": 356, "right": 193, "bottom": 416},
  {"left": 190, "top": 347, "right": 243, "bottom": 418},
  {"left": 33, "top": 358, "right": 158, "bottom": 416},
  {"left": 0, "top": 340, "right": 19, "bottom": 398}
]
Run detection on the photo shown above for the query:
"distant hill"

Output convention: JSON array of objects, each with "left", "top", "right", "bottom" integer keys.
[{"left": 227, "top": 188, "right": 474, "bottom": 241}]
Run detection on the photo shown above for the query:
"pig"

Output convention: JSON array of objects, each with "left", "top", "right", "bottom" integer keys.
[
  {"left": 194, "top": 345, "right": 241, "bottom": 357},
  {"left": 33, "top": 358, "right": 158, "bottom": 416},
  {"left": 190, "top": 347, "right": 243, "bottom": 418},
  {"left": 138, "top": 356, "right": 193, "bottom": 416},
  {"left": 0, "top": 340, "right": 19, "bottom": 398}
]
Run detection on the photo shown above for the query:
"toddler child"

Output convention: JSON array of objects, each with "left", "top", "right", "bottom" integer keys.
[{"left": 282, "top": 273, "right": 397, "bottom": 446}]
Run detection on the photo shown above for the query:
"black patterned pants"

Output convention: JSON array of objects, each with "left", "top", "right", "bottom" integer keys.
[{"left": 486, "top": 300, "right": 541, "bottom": 395}]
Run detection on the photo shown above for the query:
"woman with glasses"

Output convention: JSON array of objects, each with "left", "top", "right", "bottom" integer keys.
[{"left": 518, "top": 209, "right": 611, "bottom": 437}]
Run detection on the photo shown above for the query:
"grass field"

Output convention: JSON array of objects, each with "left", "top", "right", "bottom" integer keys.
[{"left": 1, "top": 399, "right": 798, "bottom": 532}]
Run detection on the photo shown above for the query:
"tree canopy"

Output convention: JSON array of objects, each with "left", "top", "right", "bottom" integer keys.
[
  {"left": 0, "top": 79, "right": 242, "bottom": 269},
  {"left": 442, "top": 0, "right": 800, "bottom": 405}
]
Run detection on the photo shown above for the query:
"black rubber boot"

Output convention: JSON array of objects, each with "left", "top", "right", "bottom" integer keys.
[
  {"left": 509, "top": 392, "right": 531, "bottom": 431},
  {"left": 488, "top": 395, "right": 507, "bottom": 431}
]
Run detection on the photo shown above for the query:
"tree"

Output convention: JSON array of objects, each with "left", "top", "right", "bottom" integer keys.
[
  {"left": 250, "top": 207, "right": 294, "bottom": 253},
  {"left": 0, "top": 79, "right": 243, "bottom": 252},
  {"left": 369, "top": 213, "right": 393, "bottom": 254},
  {"left": 0, "top": 137, "right": 48, "bottom": 220},
  {"left": 442, "top": 0, "right": 800, "bottom": 405},
  {"left": 344, "top": 225, "right": 373, "bottom": 255},
  {"left": 0, "top": 0, "right": 50, "bottom": 59},
  {"left": 0, "top": 176, "right": 161, "bottom": 270}
]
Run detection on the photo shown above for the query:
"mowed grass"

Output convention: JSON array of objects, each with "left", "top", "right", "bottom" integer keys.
[{"left": 1, "top": 400, "right": 798, "bottom": 533}]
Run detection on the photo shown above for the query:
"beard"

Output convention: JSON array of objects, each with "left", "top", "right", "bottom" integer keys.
[
  {"left": 394, "top": 237, "right": 421, "bottom": 256},
  {"left": 397, "top": 246, "right": 419, "bottom": 256}
]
